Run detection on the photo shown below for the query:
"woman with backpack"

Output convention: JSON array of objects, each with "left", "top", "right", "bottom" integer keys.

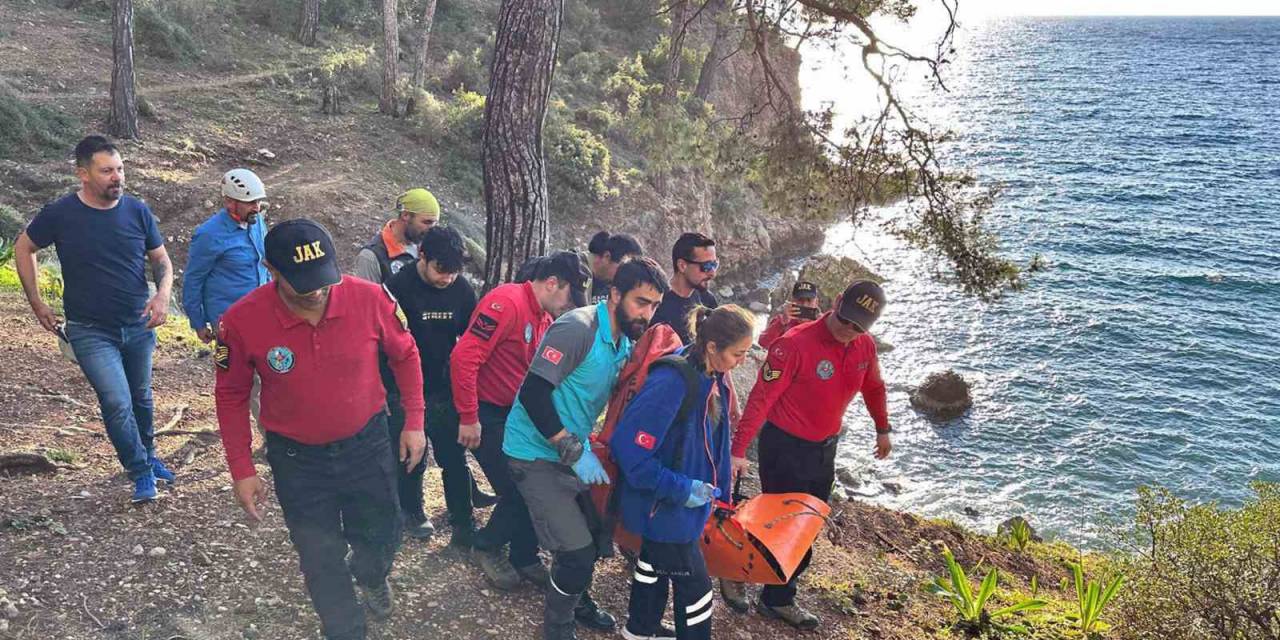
[{"left": 609, "top": 304, "right": 756, "bottom": 640}]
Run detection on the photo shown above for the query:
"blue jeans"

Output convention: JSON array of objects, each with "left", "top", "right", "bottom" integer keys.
[{"left": 65, "top": 320, "right": 157, "bottom": 480}]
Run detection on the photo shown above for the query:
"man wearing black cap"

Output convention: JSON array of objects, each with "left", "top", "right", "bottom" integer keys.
[
  {"left": 214, "top": 219, "right": 427, "bottom": 640},
  {"left": 758, "top": 280, "right": 821, "bottom": 349},
  {"left": 384, "top": 226, "right": 482, "bottom": 547},
  {"left": 730, "top": 280, "right": 892, "bottom": 630},
  {"left": 450, "top": 250, "right": 590, "bottom": 591}
]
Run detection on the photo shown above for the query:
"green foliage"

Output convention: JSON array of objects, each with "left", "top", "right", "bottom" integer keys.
[
  {"left": 0, "top": 84, "right": 78, "bottom": 160},
  {"left": 0, "top": 204, "right": 24, "bottom": 244},
  {"left": 1006, "top": 518, "right": 1033, "bottom": 553},
  {"left": 1066, "top": 561, "right": 1123, "bottom": 636},
  {"left": 926, "top": 547, "right": 1047, "bottom": 636},
  {"left": 135, "top": 3, "right": 201, "bottom": 61},
  {"left": 547, "top": 109, "right": 619, "bottom": 204},
  {"left": 0, "top": 260, "right": 63, "bottom": 302},
  {"left": 45, "top": 448, "right": 78, "bottom": 464},
  {"left": 407, "top": 88, "right": 487, "bottom": 197},
  {"left": 433, "top": 47, "right": 487, "bottom": 94},
  {"left": 1113, "top": 483, "right": 1280, "bottom": 640}
]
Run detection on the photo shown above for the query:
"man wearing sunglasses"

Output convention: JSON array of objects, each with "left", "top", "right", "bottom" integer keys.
[
  {"left": 651, "top": 232, "right": 720, "bottom": 344},
  {"left": 728, "top": 280, "right": 892, "bottom": 630}
]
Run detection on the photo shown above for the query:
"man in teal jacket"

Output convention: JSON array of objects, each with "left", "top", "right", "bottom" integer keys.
[{"left": 182, "top": 168, "right": 270, "bottom": 342}]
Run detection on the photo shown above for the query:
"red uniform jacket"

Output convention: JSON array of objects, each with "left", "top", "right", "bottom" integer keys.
[
  {"left": 733, "top": 312, "right": 889, "bottom": 457},
  {"left": 215, "top": 277, "right": 425, "bottom": 481},
  {"left": 758, "top": 313, "right": 803, "bottom": 350},
  {"left": 450, "top": 282, "right": 551, "bottom": 424}
]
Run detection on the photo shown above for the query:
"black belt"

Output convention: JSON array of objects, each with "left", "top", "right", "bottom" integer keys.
[
  {"left": 765, "top": 421, "right": 839, "bottom": 449},
  {"left": 264, "top": 412, "right": 387, "bottom": 454}
]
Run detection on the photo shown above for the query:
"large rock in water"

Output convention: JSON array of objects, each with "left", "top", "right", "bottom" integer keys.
[{"left": 909, "top": 370, "right": 972, "bottom": 421}]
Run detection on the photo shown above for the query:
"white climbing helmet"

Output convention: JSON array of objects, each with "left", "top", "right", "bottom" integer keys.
[{"left": 221, "top": 168, "right": 267, "bottom": 202}]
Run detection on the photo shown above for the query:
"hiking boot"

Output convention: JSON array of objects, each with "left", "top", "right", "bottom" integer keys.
[
  {"left": 544, "top": 586, "right": 580, "bottom": 640},
  {"left": 403, "top": 514, "right": 435, "bottom": 540},
  {"left": 471, "top": 478, "right": 498, "bottom": 509},
  {"left": 756, "top": 601, "right": 820, "bottom": 630},
  {"left": 449, "top": 521, "right": 478, "bottom": 549},
  {"left": 473, "top": 547, "right": 522, "bottom": 591},
  {"left": 573, "top": 593, "right": 616, "bottom": 631},
  {"left": 359, "top": 578, "right": 394, "bottom": 620},
  {"left": 515, "top": 561, "right": 550, "bottom": 591},
  {"left": 131, "top": 473, "right": 158, "bottom": 503},
  {"left": 621, "top": 621, "right": 677, "bottom": 640},
  {"left": 150, "top": 457, "right": 176, "bottom": 485},
  {"left": 720, "top": 579, "right": 750, "bottom": 613}
]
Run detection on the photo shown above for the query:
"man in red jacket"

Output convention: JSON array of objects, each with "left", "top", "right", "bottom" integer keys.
[
  {"left": 758, "top": 280, "right": 822, "bottom": 349},
  {"left": 731, "top": 280, "right": 892, "bottom": 630},
  {"left": 450, "top": 251, "right": 590, "bottom": 591},
  {"left": 215, "top": 219, "right": 426, "bottom": 640}
]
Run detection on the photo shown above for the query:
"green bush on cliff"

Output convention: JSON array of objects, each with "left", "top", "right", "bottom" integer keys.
[
  {"left": 547, "top": 111, "right": 619, "bottom": 204},
  {"left": 408, "top": 88, "right": 486, "bottom": 197},
  {"left": 1112, "top": 483, "right": 1280, "bottom": 640},
  {"left": 135, "top": 4, "right": 201, "bottom": 61},
  {"left": 0, "top": 84, "right": 78, "bottom": 160}
]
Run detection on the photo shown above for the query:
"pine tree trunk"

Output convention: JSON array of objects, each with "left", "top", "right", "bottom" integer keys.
[
  {"left": 108, "top": 0, "right": 139, "bottom": 139},
  {"left": 481, "top": 0, "right": 564, "bottom": 287},
  {"left": 378, "top": 0, "right": 400, "bottom": 116},
  {"left": 694, "top": 0, "right": 734, "bottom": 101},
  {"left": 297, "top": 0, "right": 321, "bottom": 47},
  {"left": 404, "top": 0, "right": 438, "bottom": 116},
  {"left": 662, "top": 0, "right": 691, "bottom": 102}
]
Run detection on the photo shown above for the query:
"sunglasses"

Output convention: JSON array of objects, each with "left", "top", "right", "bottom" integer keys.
[{"left": 683, "top": 258, "right": 719, "bottom": 273}]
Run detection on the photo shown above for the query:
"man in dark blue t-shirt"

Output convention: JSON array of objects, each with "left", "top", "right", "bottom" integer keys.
[{"left": 14, "top": 135, "right": 176, "bottom": 504}]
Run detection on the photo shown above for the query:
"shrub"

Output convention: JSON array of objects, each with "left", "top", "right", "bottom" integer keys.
[
  {"left": 135, "top": 4, "right": 201, "bottom": 61},
  {"left": 0, "top": 85, "right": 78, "bottom": 160},
  {"left": 407, "top": 88, "right": 486, "bottom": 197},
  {"left": 547, "top": 117, "right": 618, "bottom": 204},
  {"left": 1067, "top": 561, "right": 1123, "bottom": 636},
  {"left": 434, "top": 47, "right": 487, "bottom": 95},
  {"left": 1113, "top": 483, "right": 1280, "bottom": 640}
]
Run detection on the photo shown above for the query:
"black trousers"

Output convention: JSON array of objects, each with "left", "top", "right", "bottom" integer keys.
[
  {"left": 266, "top": 413, "right": 401, "bottom": 640},
  {"left": 386, "top": 395, "right": 476, "bottom": 527},
  {"left": 628, "top": 539, "right": 714, "bottom": 640},
  {"left": 471, "top": 402, "right": 539, "bottom": 567},
  {"left": 757, "top": 422, "right": 837, "bottom": 608}
]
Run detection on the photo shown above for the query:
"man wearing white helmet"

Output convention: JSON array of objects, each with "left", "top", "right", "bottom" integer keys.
[
  {"left": 183, "top": 168, "right": 270, "bottom": 343},
  {"left": 183, "top": 169, "right": 271, "bottom": 423}
]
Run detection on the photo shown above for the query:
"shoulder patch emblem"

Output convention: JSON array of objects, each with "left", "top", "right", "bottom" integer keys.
[
  {"left": 761, "top": 360, "right": 782, "bottom": 382},
  {"left": 541, "top": 346, "right": 563, "bottom": 365},
  {"left": 266, "top": 346, "right": 295, "bottom": 374},
  {"left": 635, "top": 431, "right": 656, "bottom": 450},
  {"left": 469, "top": 313, "right": 498, "bottom": 341},
  {"left": 490, "top": 301, "right": 504, "bottom": 312},
  {"left": 381, "top": 284, "right": 409, "bottom": 331},
  {"left": 816, "top": 359, "right": 835, "bottom": 380},
  {"left": 214, "top": 342, "right": 230, "bottom": 370}
]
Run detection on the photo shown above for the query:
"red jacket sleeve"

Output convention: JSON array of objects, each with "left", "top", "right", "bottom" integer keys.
[
  {"left": 377, "top": 287, "right": 425, "bottom": 432},
  {"left": 732, "top": 338, "right": 800, "bottom": 457},
  {"left": 757, "top": 314, "right": 793, "bottom": 350},
  {"left": 861, "top": 341, "right": 890, "bottom": 433},
  {"left": 450, "top": 294, "right": 514, "bottom": 425},
  {"left": 214, "top": 320, "right": 257, "bottom": 481}
]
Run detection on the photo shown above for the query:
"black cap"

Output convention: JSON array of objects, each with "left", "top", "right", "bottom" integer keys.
[
  {"left": 791, "top": 280, "right": 819, "bottom": 300},
  {"left": 836, "top": 280, "right": 885, "bottom": 331},
  {"left": 264, "top": 219, "right": 342, "bottom": 294},
  {"left": 543, "top": 250, "right": 591, "bottom": 308}
]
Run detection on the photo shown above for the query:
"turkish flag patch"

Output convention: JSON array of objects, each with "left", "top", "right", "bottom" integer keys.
[
  {"left": 541, "top": 346, "right": 563, "bottom": 365},
  {"left": 635, "top": 431, "right": 656, "bottom": 450}
]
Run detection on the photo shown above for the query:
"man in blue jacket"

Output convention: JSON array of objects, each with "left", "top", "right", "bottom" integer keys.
[{"left": 182, "top": 168, "right": 270, "bottom": 343}]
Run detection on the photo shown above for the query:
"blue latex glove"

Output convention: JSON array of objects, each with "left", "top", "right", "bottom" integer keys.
[
  {"left": 684, "top": 480, "right": 719, "bottom": 508},
  {"left": 572, "top": 450, "right": 611, "bottom": 485}
]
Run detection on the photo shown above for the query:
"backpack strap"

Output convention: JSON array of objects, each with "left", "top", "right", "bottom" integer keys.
[{"left": 650, "top": 354, "right": 702, "bottom": 471}]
